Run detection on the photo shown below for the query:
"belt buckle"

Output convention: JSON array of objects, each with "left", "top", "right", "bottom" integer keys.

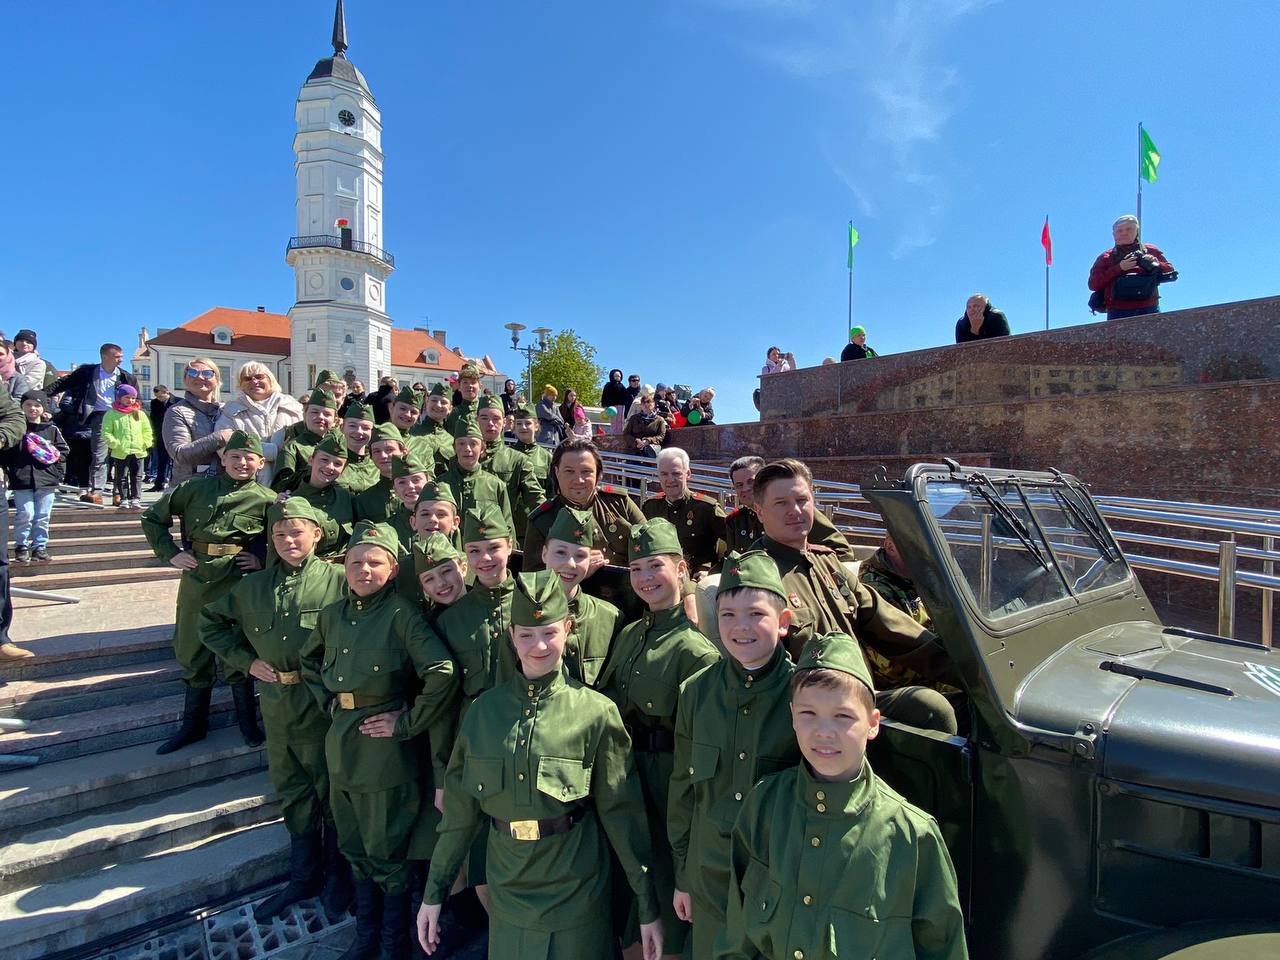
[
  {"left": 336, "top": 692, "right": 356, "bottom": 710},
  {"left": 277, "top": 670, "right": 301, "bottom": 685},
  {"left": 508, "top": 820, "right": 541, "bottom": 841}
]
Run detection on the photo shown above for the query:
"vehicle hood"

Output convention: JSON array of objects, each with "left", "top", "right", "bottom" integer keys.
[{"left": 1014, "top": 620, "right": 1280, "bottom": 810}]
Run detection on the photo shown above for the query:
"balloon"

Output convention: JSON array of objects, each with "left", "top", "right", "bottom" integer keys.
[
  {"left": 687, "top": 409, "right": 702, "bottom": 425},
  {"left": 606, "top": 406, "right": 617, "bottom": 416}
]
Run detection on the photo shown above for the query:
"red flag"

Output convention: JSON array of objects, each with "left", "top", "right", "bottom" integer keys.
[{"left": 1041, "top": 217, "right": 1052, "bottom": 266}]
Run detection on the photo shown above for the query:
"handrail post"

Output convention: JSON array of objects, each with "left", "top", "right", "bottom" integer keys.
[
  {"left": 1263, "top": 535, "right": 1275, "bottom": 649},
  {"left": 1217, "top": 540, "right": 1237, "bottom": 639}
]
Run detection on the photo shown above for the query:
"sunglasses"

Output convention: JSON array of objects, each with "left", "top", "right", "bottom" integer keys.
[{"left": 185, "top": 368, "right": 217, "bottom": 381}]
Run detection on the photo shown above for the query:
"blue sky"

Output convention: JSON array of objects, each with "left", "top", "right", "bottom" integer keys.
[{"left": 10, "top": 1, "right": 1279, "bottom": 423}]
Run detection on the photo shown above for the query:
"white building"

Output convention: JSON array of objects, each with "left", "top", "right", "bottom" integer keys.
[{"left": 138, "top": 1, "right": 506, "bottom": 401}]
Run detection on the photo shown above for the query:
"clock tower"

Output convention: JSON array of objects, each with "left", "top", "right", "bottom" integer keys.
[{"left": 287, "top": 0, "right": 393, "bottom": 393}]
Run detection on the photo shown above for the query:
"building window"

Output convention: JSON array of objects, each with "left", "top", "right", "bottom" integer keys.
[
  {"left": 344, "top": 333, "right": 354, "bottom": 344},
  {"left": 307, "top": 331, "right": 317, "bottom": 343},
  {"left": 174, "top": 362, "right": 186, "bottom": 386},
  {"left": 139, "top": 364, "right": 151, "bottom": 380},
  {"left": 218, "top": 365, "right": 232, "bottom": 392},
  {"left": 307, "top": 364, "right": 317, "bottom": 388},
  {"left": 376, "top": 336, "right": 383, "bottom": 350},
  {"left": 376, "top": 369, "right": 384, "bottom": 382},
  {"left": 211, "top": 326, "right": 233, "bottom": 346}
]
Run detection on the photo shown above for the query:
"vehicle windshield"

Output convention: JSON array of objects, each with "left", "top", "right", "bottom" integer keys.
[{"left": 926, "top": 477, "right": 1129, "bottom": 619}]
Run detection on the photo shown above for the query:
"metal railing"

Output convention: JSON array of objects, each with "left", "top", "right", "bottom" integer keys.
[
  {"left": 286, "top": 234, "right": 395, "bottom": 267},
  {"left": 595, "top": 450, "right": 1280, "bottom": 646}
]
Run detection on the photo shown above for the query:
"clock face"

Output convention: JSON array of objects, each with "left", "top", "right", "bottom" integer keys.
[
  {"left": 340, "top": 277, "right": 355, "bottom": 291},
  {"left": 338, "top": 110, "right": 356, "bottom": 127}
]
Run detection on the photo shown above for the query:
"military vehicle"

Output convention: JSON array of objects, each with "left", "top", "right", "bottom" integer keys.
[{"left": 863, "top": 462, "right": 1279, "bottom": 959}]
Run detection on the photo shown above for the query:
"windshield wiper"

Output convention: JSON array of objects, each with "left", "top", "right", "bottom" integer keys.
[
  {"left": 969, "top": 475, "right": 1052, "bottom": 572},
  {"left": 1049, "top": 470, "right": 1120, "bottom": 562}
]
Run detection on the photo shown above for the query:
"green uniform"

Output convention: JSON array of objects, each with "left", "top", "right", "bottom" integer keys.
[
  {"left": 436, "top": 578, "right": 518, "bottom": 719},
  {"left": 424, "top": 667, "right": 661, "bottom": 958},
  {"left": 482, "top": 440, "right": 546, "bottom": 549},
  {"left": 292, "top": 480, "right": 357, "bottom": 559},
  {"left": 600, "top": 604, "right": 720, "bottom": 953},
  {"left": 199, "top": 552, "right": 347, "bottom": 833},
  {"left": 408, "top": 418, "right": 453, "bottom": 473},
  {"left": 271, "top": 426, "right": 326, "bottom": 493},
  {"left": 354, "top": 475, "right": 397, "bottom": 524},
  {"left": 443, "top": 397, "right": 477, "bottom": 435},
  {"left": 336, "top": 450, "right": 381, "bottom": 494},
  {"left": 860, "top": 548, "right": 931, "bottom": 627},
  {"left": 512, "top": 439, "right": 551, "bottom": 495},
  {"left": 434, "top": 462, "right": 515, "bottom": 542},
  {"left": 642, "top": 490, "right": 728, "bottom": 578},
  {"left": 299, "top": 576, "right": 459, "bottom": 892},
  {"left": 669, "top": 643, "right": 799, "bottom": 958},
  {"left": 716, "top": 762, "right": 967, "bottom": 960},
  {"left": 141, "top": 473, "right": 276, "bottom": 688},
  {"left": 564, "top": 589, "right": 620, "bottom": 688},
  {"left": 725, "top": 506, "right": 854, "bottom": 561}
]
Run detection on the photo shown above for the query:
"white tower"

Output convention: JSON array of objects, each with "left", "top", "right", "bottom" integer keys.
[{"left": 287, "top": 0, "right": 393, "bottom": 392}]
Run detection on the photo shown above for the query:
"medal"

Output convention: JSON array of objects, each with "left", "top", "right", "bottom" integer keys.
[
  {"left": 608, "top": 523, "right": 617, "bottom": 533},
  {"left": 789, "top": 592, "right": 802, "bottom": 608}
]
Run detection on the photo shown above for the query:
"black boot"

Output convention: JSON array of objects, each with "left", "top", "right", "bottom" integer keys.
[
  {"left": 231, "top": 680, "right": 265, "bottom": 747},
  {"left": 156, "top": 686, "right": 212, "bottom": 755},
  {"left": 253, "top": 829, "right": 322, "bottom": 922},
  {"left": 379, "top": 889, "right": 411, "bottom": 960},
  {"left": 321, "top": 821, "right": 355, "bottom": 916},
  {"left": 337, "top": 879, "right": 382, "bottom": 960}
]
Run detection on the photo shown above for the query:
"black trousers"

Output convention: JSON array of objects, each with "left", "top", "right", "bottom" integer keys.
[{"left": 112, "top": 455, "right": 141, "bottom": 502}]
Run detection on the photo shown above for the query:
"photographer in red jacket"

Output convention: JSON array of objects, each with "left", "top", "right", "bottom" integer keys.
[{"left": 1088, "top": 215, "right": 1177, "bottom": 320}]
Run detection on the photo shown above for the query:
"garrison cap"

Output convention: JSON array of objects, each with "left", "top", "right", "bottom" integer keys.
[
  {"left": 391, "top": 453, "right": 430, "bottom": 479},
  {"left": 348, "top": 521, "right": 401, "bottom": 560},
  {"left": 343, "top": 401, "right": 375, "bottom": 422},
  {"left": 513, "top": 404, "right": 537, "bottom": 420},
  {"left": 224, "top": 430, "right": 264, "bottom": 456},
  {"left": 371, "top": 422, "right": 405, "bottom": 445},
  {"left": 394, "top": 385, "right": 424, "bottom": 407},
  {"left": 477, "top": 395, "right": 503, "bottom": 412},
  {"left": 796, "top": 632, "right": 875, "bottom": 694},
  {"left": 414, "top": 532, "right": 463, "bottom": 574},
  {"left": 511, "top": 570, "right": 569, "bottom": 626},
  {"left": 628, "top": 517, "right": 683, "bottom": 562},
  {"left": 547, "top": 507, "right": 593, "bottom": 548},
  {"left": 451, "top": 416, "right": 484, "bottom": 441},
  {"left": 718, "top": 550, "right": 787, "bottom": 601},
  {"left": 428, "top": 382, "right": 451, "bottom": 398},
  {"left": 307, "top": 388, "right": 338, "bottom": 410},
  {"left": 313, "top": 430, "right": 349, "bottom": 458},
  {"left": 267, "top": 496, "right": 325, "bottom": 528},
  {"left": 314, "top": 369, "right": 341, "bottom": 387},
  {"left": 458, "top": 362, "right": 482, "bottom": 381},
  {"left": 414, "top": 479, "right": 457, "bottom": 508},
  {"left": 463, "top": 501, "right": 512, "bottom": 543}
]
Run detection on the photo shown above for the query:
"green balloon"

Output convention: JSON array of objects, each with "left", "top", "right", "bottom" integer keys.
[
  {"left": 687, "top": 409, "right": 702, "bottom": 425},
  {"left": 606, "top": 406, "right": 617, "bottom": 416}
]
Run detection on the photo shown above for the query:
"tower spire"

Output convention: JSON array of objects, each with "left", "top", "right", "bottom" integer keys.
[{"left": 331, "top": 0, "right": 348, "bottom": 59}]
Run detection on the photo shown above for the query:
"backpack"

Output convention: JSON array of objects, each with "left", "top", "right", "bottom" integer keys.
[{"left": 23, "top": 430, "right": 61, "bottom": 466}]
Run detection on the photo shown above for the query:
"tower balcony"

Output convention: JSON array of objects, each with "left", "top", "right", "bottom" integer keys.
[{"left": 287, "top": 234, "right": 395, "bottom": 268}]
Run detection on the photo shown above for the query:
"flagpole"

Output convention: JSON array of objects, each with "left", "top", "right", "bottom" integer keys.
[
  {"left": 846, "top": 219, "right": 853, "bottom": 335},
  {"left": 1136, "top": 121, "right": 1143, "bottom": 233},
  {"left": 1045, "top": 214, "right": 1050, "bottom": 331}
]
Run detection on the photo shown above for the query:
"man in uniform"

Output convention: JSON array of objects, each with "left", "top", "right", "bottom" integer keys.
[
  {"left": 435, "top": 416, "right": 515, "bottom": 541},
  {"left": 750, "top": 458, "right": 959, "bottom": 734},
  {"left": 510, "top": 403, "right": 551, "bottom": 495},
  {"left": 336, "top": 400, "right": 381, "bottom": 495},
  {"left": 541, "top": 507, "right": 620, "bottom": 687},
  {"left": 412, "top": 383, "right": 454, "bottom": 473},
  {"left": 642, "top": 447, "right": 727, "bottom": 580},
  {"left": 199, "top": 498, "right": 351, "bottom": 921},
  {"left": 141, "top": 431, "right": 277, "bottom": 754},
  {"left": 475, "top": 395, "right": 545, "bottom": 545},
  {"left": 354, "top": 422, "right": 408, "bottom": 524},
  {"left": 286, "top": 431, "right": 356, "bottom": 559},
  {"left": 860, "top": 534, "right": 931, "bottom": 627},
  {"left": 272, "top": 389, "right": 339, "bottom": 492},
  {"left": 444, "top": 363, "right": 483, "bottom": 434},
  {"left": 724, "top": 454, "right": 854, "bottom": 560}
]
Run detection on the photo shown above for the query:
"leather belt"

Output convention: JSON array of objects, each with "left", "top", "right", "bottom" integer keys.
[
  {"left": 628, "top": 726, "right": 676, "bottom": 754},
  {"left": 492, "top": 807, "right": 586, "bottom": 841},
  {"left": 276, "top": 669, "right": 302, "bottom": 685},
  {"left": 192, "top": 541, "right": 243, "bottom": 557},
  {"left": 334, "top": 692, "right": 391, "bottom": 710}
]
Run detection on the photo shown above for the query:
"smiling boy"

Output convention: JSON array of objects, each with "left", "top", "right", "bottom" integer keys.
[
  {"left": 287, "top": 431, "right": 355, "bottom": 559},
  {"left": 541, "top": 507, "right": 619, "bottom": 687}
]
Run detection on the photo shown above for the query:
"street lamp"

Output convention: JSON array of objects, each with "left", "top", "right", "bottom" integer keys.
[{"left": 504, "top": 323, "right": 553, "bottom": 400}]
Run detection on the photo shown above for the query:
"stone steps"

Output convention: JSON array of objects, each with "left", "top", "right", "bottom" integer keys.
[
  {"left": 15, "top": 532, "right": 151, "bottom": 555},
  {"left": 0, "top": 658, "right": 185, "bottom": 720},
  {"left": 11, "top": 564, "right": 183, "bottom": 594},
  {"left": 0, "top": 623, "right": 173, "bottom": 681},
  {"left": 12, "top": 548, "right": 165, "bottom": 577}
]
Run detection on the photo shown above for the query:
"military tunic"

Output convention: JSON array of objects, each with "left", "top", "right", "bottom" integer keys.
[
  {"left": 199, "top": 553, "right": 347, "bottom": 833},
  {"left": 141, "top": 474, "right": 276, "bottom": 688},
  {"left": 409, "top": 419, "right": 454, "bottom": 473},
  {"left": 271, "top": 427, "right": 326, "bottom": 493},
  {"left": 335, "top": 450, "right": 381, "bottom": 495},
  {"left": 669, "top": 643, "right": 800, "bottom": 958},
  {"left": 444, "top": 399, "right": 477, "bottom": 435},
  {"left": 599, "top": 605, "right": 720, "bottom": 953},
  {"left": 482, "top": 441, "right": 546, "bottom": 549},
  {"left": 642, "top": 491, "right": 728, "bottom": 578},
  {"left": 725, "top": 507, "right": 856, "bottom": 561},
  {"left": 299, "top": 583, "right": 459, "bottom": 891},
  {"left": 353, "top": 475, "right": 397, "bottom": 524},
  {"left": 435, "top": 462, "right": 515, "bottom": 544},
  {"left": 716, "top": 762, "right": 967, "bottom": 960},
  {"left": 564, "top": 589, "right": 620, "bottom": 688},
  {"left": 424, "top": 668, "right": 660, "bottom": 958},
  {"left": 291, "top": 480, "right": 357, "bottom": 559},
  {"left": 512, "top": 439, "right": 551, "bottom": 495}
]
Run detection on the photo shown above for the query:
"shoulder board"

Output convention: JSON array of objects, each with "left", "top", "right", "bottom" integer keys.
[
  {"left": 533, "top": 500, "right": 556, "bottom": 516},
  {"left": 600, "top": 484, "right": 627, "bottom": 496},
  {"left": 691, "top": 491, "right": 705, "bottom": 500},
  {"left": 727, "top": 506, "right": 746, "bottom": 518},
  {"left": 650, "top": 491, "right": 666, "bottom": 499},
  {"left": 808, "top": 543, "right": 835, "bottom": 555}
]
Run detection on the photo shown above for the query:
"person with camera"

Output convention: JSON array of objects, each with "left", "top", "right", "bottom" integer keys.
[
  {"left": 1088, "top": 215, "right": 1177, "bottom": 320},
  {"left": 761, "top": 346, "right": 794, "bottom": 375}
]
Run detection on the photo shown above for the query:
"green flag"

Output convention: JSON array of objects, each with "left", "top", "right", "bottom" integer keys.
[
  {"left": 1140, "top": 126, "right": 1160, "bottom": 184},
  {"left": 847, "top": 222, "right": 860, "bottom": 269}
]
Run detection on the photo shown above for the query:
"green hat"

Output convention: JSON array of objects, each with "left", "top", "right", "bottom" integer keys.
[
  {"left": 462, "top": 502, "right": 512, "bottom": 543},
  {"left": 628, "top": 517, "right": 683, "bottom": 562},
  {"left": 547, "top": 507, "right": 593, "bottom": 548},
  {"left": 371, "top": 422, "right": 405, "bottom": 445},
  {"left": 849, "top": 325, "right": 867, "bottom": 338},
  {"left": 795, "top": 632, "right": 875, "bottom": 693},
  {"left": 348, "top": 520, "right": 401, "bottom": 559},
  {"left": 414, "top": 479, "right": 457, "bottom": 508},
  {"left": 313, "top": 430, "right": 348, "bottom": 458},
  {"left": 394, "top": 385, "right": 424, "bottom": 407},
  {"left": 267, "top": 495, "right": 324, "bottom": 528},
  {"left": 718, "top": 550, "right": 786, "bottom": 601},
  {"left": 477, "top": 395, "right": 504, "bottom": 412},
  {"left": 390, "top": 453, "right": 430, "bottom": 479},
  {"left": 459, "top": 362, "right": 481, "bottom": 381},
  {"left": 307, "top": 388, "right": 338, "bottom": 410},
  {"left": 414, "top": 532, "right": 463, "bottom": 575},
  {"left": 451, "top": 416, "right": 484, "bottom": 441},
  {"left": 314, "top": 369, "right": 341, "bottom": 388},
  {"left": 428, "top": 382, "right": 451, "bottom": 398},
  {"left": 224, "top": 430, "right": 264, "bottom": 456},
  {"left": 511, "top": 570, "right": 569, "bottom": 626},
  {"left": 343, "top": 401, "right": 375, "bottom": 422},
  {"left": 513, "top": 404, "right": 537, "bottom": 420}
]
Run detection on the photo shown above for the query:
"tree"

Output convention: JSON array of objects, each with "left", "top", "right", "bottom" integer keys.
[{"left": 529, "top": 329, "right": 605, "bottom": 405}]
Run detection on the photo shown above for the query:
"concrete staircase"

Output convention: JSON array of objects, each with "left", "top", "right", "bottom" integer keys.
[{"left": 0, "top": 502, "right": 289, "bottom": 960}]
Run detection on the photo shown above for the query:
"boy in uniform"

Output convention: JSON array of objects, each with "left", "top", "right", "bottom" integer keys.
[
  {"left": 411, "top": 480, "right": 463, "bottom": 552},
  {"left": 476, "top": 396, "right": 545, "bottom": 543},
  {"left": 272, "top": 389, "right": 338, "bottom": 492},
  {"left": 444, "top": 363, "right": 483, "bottom": 434},
  {"left": 354, "top": 422, "right": 408, "bottom": 524},
  {"left": 141, "top": 431, "right": 276, "bottom": 754},
  {"left": 716, "top": 633, "right": 967, "bottom": 960},
  {"left": 541, "top": 507, "right": 620, "bottom": 687},
  {"left": 299, "top": 521, "right": 460, "bottom": 960},
  {"left": 668, "top": 550, "right": 802, "bottom": 958},
  {"left": 435, "top": 417, "right": 515, "bottom": 542},
  {"left": 510, "top": 404, "right": 551, "bottom": 495},
  {"left": 336, "top": 401, "right": 381, "bottom": 495},
  {"left": 387, "top": 454, "right": 432, "bottom": 547},
  {"left": 599, "top": 518, "right": 720, "bottom": 959},
  {"left": 287, "top": 431, "right": 356, "bottom": 559},
  {"left": 412, "top": 383, "right": 454, "bottom": 474},
  {"left": 415, "top": 531, "right": 469, "bottom": 623},
  {"left": 199, "top": 498, "right": 351, "bottom": 921}
]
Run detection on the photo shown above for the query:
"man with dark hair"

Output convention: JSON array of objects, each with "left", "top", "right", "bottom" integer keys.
[
  {"left": 47, "top": 342, "right": 136, "bottom": 504},
  {"left": 725, "top": 455, "right": 853, "bottom": 559}
]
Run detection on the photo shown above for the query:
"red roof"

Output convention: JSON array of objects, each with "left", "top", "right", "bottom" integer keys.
[
  {"left": 392, "top": 328, "right": 465, "bottom": 371},
  {"left": 148, "top": 307, "right": 291, "bottom": 356}
]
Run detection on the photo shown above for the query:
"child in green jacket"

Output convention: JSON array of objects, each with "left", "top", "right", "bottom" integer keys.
[{"left": 102, "top": 383, "right": 152, "bottom": 510}]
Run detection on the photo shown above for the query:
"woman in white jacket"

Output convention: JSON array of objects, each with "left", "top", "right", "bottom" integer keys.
[{"left": 213, "top": 362, "right": 303, "bottom": 483}]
